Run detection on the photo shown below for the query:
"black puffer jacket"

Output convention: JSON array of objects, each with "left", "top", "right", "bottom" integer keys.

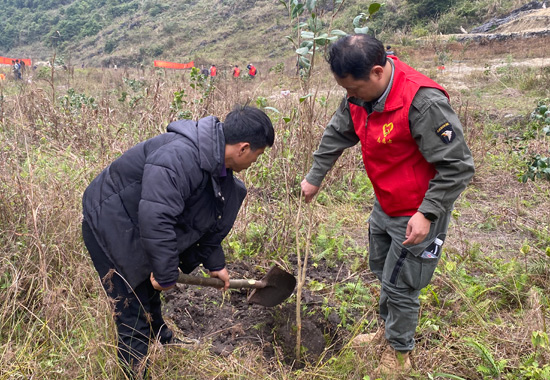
[{"left": 82, "top": 116, "right": 246, "bottom": 290}]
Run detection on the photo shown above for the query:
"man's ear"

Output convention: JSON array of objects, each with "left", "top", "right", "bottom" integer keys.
[
  {"left": 238, "top": 142, "right": 250, "bottom": 155},
  {"left": 370, "top": 65, "right": 385, "bottom": 80}
]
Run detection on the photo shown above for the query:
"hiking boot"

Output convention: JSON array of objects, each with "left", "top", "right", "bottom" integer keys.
[
  {"left": 351, "top": 327, "right": 386, "bottom": 356},
  {"left": 374, "top": 345, "right": 412, "bottom": 379},
  {"left": 351, "top": 327, "right": 386, "bottom": 347}
]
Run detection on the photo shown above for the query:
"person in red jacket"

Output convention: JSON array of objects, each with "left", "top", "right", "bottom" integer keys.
[
  {"left": 301, "top": 34, "right": 474, "bottom": 377},
  {"left": 247, "top": 63, "right": 256, "bottom": 78},
  {"left": 232, "top": 65, "right": 240, "bottom": 78},
  {"left": 210, "top": 64, "right": 217, "bottom": 78}
]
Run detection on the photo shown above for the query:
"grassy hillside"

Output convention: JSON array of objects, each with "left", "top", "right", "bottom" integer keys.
[
  {"left": 1, "top": 27, "right": 550, "bottom": 379},
  {"left": 0, "top": 0, "right": 531, "bottom": 68}
]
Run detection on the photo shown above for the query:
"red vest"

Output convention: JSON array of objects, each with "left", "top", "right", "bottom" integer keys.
[
  {"left": 249, "top": 66, "right": 256, "bottom": 76},
  {"left": 233, "top": 67, "right": 240, "bottom": 77},
  {"left": 210, "top": 67, "right": 217, "bottom": 76},
  {"left": 349, "top": 58, "right": 448, "bottom": 216}
]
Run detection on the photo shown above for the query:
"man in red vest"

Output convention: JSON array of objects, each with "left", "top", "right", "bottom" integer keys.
[
  {"left": 232, "top": 65, "right": 240, "bottom": 78},
  {"left": 301, "top": 34, "right": 474, "bottom": 377},
  {"left": 210, "top": 64, "right": 217, "bottom": 78},
  {"left": 247, "top": 63, "right": 256, "bottom": 78}
]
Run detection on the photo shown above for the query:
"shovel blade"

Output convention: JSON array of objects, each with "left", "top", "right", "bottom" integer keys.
[{"left": 247, "top": 266, "right": 296, "bottom": 307}]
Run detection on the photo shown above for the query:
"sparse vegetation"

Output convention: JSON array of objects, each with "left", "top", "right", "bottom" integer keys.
[
  {"left": 1, "top": 2, "right": 550, "bottom": 379},
  {"left": 0, "top": 0, "right": 539, "bottom": 67}
]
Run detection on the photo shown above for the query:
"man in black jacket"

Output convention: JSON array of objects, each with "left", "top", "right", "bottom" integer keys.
[{"left": 82, "top": 105, "right": 274, "bottom": 378}]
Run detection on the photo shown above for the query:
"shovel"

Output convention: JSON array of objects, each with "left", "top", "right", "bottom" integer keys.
[{"left": 177, "top": 266, "right": 296, "bottom": 307}]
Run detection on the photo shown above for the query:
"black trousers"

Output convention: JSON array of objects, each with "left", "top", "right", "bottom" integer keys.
[{"left": 82, "top": 221, "right": 172, "bottom": 377}]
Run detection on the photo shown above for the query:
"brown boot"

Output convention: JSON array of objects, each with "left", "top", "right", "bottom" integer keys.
[
  {"left": 374, "top": 345, "right": 412, "bottom": 379},
  {"left": 351, "top": 327, "right": 385, "bottom": 346},
  {"left": 350, "top": 327, "right": 386, "bottom": 356}
]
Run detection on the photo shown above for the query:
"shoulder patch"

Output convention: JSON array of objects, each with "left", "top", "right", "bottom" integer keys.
[{"left": 436, "top": 122, "right": 455, "bottom": 144}]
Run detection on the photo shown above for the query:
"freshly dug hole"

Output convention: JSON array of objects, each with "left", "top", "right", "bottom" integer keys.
[{"left": 163, "top": 263, "right": 345, "bottom": 364}]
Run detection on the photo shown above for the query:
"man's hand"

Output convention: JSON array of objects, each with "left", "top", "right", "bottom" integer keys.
[
  {"left": 150, "top": 273, "right": 175, "bottom": 291},
  {"left": 209, "top": 267, "right": 230, "bottom": 291},
  {"left": 301, "top": 179, "right": 320, "bottom": 203},
  {"left": 402, "top": 212, "right": 432, "bottom": 246}
]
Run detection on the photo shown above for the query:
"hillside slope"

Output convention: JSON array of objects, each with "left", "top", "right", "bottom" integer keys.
[
  {"left": 1, "top": 0, "right": 293, "bottom": 67},
  {"left": 1, "top": 0, "right": 547, "bottom": 68}
]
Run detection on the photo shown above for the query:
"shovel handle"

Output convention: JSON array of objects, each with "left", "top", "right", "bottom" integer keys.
[{"left": 177, "top": 273, "right": 265, "bottom": 289}]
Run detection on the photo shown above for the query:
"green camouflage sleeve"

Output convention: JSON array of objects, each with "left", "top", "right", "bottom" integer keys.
[
  {"left": 305, "top": 97, "right": 360, "bottom": 186},
  {"left": 410, "top": 87, "right": 475, "bottom": 218}
]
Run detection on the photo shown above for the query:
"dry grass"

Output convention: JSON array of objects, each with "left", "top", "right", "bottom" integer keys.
[{"left": 1, "top": 33, "right": 550, "bottom": 379}]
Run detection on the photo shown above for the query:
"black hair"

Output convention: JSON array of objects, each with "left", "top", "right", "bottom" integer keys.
[
  {"left": 223, "top": 105, "right": 274, "bottom": 150},
  {"left": 327, "top": 34, "right": 386, "bottom": 80}
]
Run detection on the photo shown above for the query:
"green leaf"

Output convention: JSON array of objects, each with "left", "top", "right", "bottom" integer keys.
[
  {"left": 278, "top": 0, "right": 289, "bottom": 11},
  {"left": 308, "top": 16, "right": 322, "bottom": 32},
  {"left": 298, "top": 56, "right": 311, "bottom": 68},
  {"left": 314, "top": 33, "right": 329, "bottom": 40},
  {"left": 300, "top": 94, "right": 313, "bottom": 103},
  {"left": 264, "top": 106, "right": 280, "bottom": 114},
  {"left": 299, "top": 22, "right": 308, "bottom": 28},
  {"left": 300, "top": 40, "right": 313, "bottom": 48},
  {"left": 315, "top": 38, "right": 329, "bottom": 46},
  {"left": 354, "top": 26, "right": 369, "bottom": 34},
  {"left": 291, "top": 3, "right": 304, "bottom": 18},
  {"left": 353, "top": 14, "right": 365, "bottom": 27},
  {"left": 314, "top": 33, "right": 329, "bottom": 46},
  {"left": 368, "top": 3, "right": 381, "bottom": 15},
  {"left": 296, "top": 47, "right": 310, "bottom": 56},
  {"left": 301, "top": 31, "right": 315, "bottom": 39},
  {"left": 330, "top": 29, "right": 348, "bottom": 36},
  {"left": 432, "top": 373, "right": 468, "bottom": 380},
  {"left": 283, "top": 117, "right": 291, "bottom": 123},
  {"left": 306, "top": 0, "right": 316, "bottom": 12}
]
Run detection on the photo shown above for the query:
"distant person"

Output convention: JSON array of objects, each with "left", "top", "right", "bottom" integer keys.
[
  {"left": 300, "top": 34, "right": 474, "bottom": 377},
  {"left": 386, "top": 45, "right": 395, "bottom": 56},
  {"left": 200, "top": 65, "right": 209, "bottom": 78},
  {"left": 232, "top": 65, "right": 240, "bottom": 78},
  {"left": 210, "top": 64, "right": 217, "bottom": 77},
  {"left": 0, "top": 73, "right": 6, "bottom": 81},
  {"left": 19, "top": 59, "right": 26, "bottom": 78},
  {"left": 247, "top": 63, "right": 256, "bottom": 78},
  {"left": 82, "top": 106, "right": 274, "bottom": 379},
  {"left": 12, "top": 60, "right": 21, "bottom": 80}
]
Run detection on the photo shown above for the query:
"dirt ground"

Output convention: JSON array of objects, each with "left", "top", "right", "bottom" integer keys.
[{"left": 163, "top": 258, "right": 369, "bottom": 365}]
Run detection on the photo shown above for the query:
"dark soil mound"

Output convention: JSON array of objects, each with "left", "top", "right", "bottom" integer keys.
[{"left": 163, "top": 260, "right": 368, "bottom": 365}]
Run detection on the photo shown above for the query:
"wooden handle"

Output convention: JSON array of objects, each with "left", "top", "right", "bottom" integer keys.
[{"left": 177, "top": 273, "right": 265, "bottom": 289}]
